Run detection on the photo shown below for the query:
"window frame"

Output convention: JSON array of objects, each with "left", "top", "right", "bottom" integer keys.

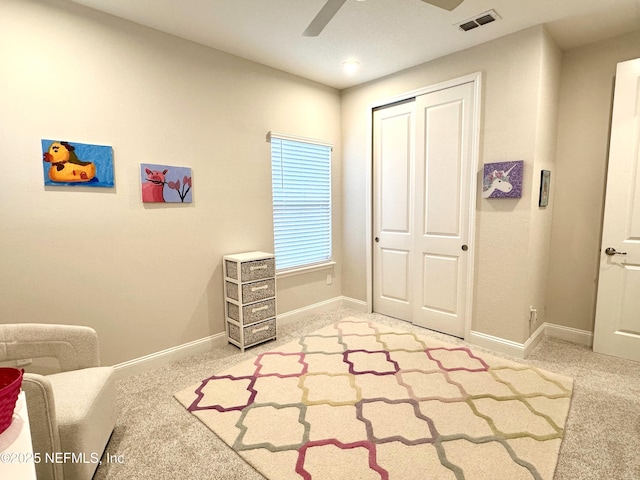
[{"left": 268, "top": 131, "right": 333, "bottom": 275}]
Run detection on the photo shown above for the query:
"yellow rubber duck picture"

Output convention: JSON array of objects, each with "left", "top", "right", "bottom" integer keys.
[{"left": 41, "top": 139, "right": 114, "bottom": 187}]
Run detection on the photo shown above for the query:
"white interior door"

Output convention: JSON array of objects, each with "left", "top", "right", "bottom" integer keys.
[
  {"left": 593, "top": 58, "right": 640, "bottom": 362},
  {"left": 373, "top": 80, "right": 477, "bottom": 338},
  {"left": 412, "top": 83, "right": 474, "bottom": 338},
  {"left": 372, "top": 100, "right": 415, "bottom": 320}
]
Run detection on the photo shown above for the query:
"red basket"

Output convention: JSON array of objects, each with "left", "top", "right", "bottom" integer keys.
[{"left": 0, "top": 367, "right": 24, "bottom": 434}]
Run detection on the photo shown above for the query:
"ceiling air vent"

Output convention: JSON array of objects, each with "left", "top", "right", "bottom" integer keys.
[{"left": 456, "top": 10, "right": 500, "bottom": 32}]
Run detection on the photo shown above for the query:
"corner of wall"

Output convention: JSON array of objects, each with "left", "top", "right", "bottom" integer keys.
[
  {"left": 543, "top": 28, "right": 640, "bottom": 334},
  {"left": 523, "top": 26, "right": 563, "bottom": 340}
]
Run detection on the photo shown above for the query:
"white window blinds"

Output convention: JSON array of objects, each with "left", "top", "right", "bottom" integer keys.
[{"left": 269, "top": 133, "right": 332, "bottom": 272}]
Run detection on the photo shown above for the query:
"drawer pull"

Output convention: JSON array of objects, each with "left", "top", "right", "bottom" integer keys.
[
  {"left": 252, "top": 325, "right": 270, "bottom": 334},
  {"left": 250, "top": 265, "right": 268, "bottom": 271},
  {"left": 252, "top": 305, "right": 269, "bottom": 313},
  {"left": 251, "top": 285, "right": 269, "bottom": 292}
]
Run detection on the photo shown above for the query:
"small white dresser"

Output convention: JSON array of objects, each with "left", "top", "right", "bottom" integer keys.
[{"left": 223, "top": 251, "right": 277, "bottom": 351}]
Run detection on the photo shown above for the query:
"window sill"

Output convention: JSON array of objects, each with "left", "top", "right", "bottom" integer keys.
[{"left": 276, "top": 261, "right": 336, "bottom": 279}]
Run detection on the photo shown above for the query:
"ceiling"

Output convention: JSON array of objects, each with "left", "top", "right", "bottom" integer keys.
[{"left": 68, "top": 0, "right": 640, "bottom": 90}]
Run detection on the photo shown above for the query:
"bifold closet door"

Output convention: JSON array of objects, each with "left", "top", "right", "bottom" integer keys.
[
  {"left": 372, "top": 100, "right": 416, "bottom": 321},
  {"left": 373, "top": 81, "right": 475, "bottom": 338}
]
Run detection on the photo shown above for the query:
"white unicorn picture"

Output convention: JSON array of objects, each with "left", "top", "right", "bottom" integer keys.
[{"left": 482, "top": 161, "right": 523, "bottom": 198}]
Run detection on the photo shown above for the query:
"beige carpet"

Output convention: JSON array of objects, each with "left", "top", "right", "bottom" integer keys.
[{"left": 175, "top": 317, "right": 573, "bottom": 480}]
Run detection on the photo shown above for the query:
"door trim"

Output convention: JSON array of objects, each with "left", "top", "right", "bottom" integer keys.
[{"left": 365, "top": 72, "right": 482, "bottom": 341}]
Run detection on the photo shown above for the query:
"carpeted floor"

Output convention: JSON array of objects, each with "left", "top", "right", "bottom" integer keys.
[
  {"left": 93, "top": 309, "right": 640, "bottom": 480},
  {"left": 175, "top": 317, "right": 573, "bottom": 479}
]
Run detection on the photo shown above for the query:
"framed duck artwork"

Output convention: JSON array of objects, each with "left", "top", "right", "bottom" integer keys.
[{"left": 41, "top": 139, "right": 114, "bottom": 187}]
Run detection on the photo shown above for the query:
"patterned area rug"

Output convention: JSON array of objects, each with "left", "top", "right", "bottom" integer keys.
[{"left": 175, "top": 318, "right": 573, "bottom": 480}]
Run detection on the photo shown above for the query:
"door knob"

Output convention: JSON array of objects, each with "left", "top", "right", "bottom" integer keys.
[
  {"left": 605, "top": 247, "right": 627, "bottom": 256},
  {"left": 461, "top": 245, "right": 468, "bottom": 251},
  {"left": 375, "top": 237, "right": 380, "bottom": 243}
]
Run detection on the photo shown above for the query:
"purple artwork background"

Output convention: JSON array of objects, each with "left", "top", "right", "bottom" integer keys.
[{"left": 482, "top": 160, "right": 523, "bottom": 198}]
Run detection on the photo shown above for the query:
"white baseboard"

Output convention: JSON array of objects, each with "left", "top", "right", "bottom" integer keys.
[
  {"left": 543, "top": 322, "right": 593, "bottom": 347},
  {"left": 467, "top": 330, "right": 529, "bottom": 359},
  {"left": 277, "top": 296, "right": 367, "bottom": 326},
  {"left": 523, "top": 323, "right": 547, "bottom": 357},
  {"left": 340, "top": 296, "right": 368, "bottom": 312},
  {"left": 114, "top": 300, "right": 593, "bottom": 378},
  {"left": 114, "top": 296, "right": 366, "bottom": 378},
  {"left": 113, "top": 332, "right": 227, "bottom": 380},
  {"left": 467, "top": 322, "right": 592, "bottom": 359}
]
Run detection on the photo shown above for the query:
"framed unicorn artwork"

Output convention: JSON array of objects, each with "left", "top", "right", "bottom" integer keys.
[
  {"left": 140, "top": 163, "right": 193, "bottom": 203},
  {"left": 41, "top": 139, "right": 114, "bottom": 187},
  {"left": 482, "top": 160, "right": 523, "bottom": 199}
]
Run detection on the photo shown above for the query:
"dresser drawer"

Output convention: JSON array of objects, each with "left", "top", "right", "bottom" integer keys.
[
  {"left": 226, "top": 278, "right": 275, "bottom": 304},
  {"left": 225, "top": 257, "right": 275, "bottom": 282},
  {"left": 227, "top": 298, "right": 276, "bottom": 325},
  {"left": 228, "top": 318, "right": 276, "bottom": 347}
]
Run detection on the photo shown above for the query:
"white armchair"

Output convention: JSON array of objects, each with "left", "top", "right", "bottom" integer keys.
[{"left": 0, "top": 324, "right": 116, "bottom": 480}]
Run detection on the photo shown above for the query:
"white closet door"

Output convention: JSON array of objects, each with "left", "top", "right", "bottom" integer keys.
[
  {"left": 411, "top": 82, "right": 474, "bottom": 338},
  {"left": 373, "top": 80, "right": 476, "bottom": 338},
  {"left": 372, "top": 100, "right": 415, "bottom": 320}
]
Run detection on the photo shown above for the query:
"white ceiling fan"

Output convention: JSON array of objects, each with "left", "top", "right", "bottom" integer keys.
[{"left": 303, "top": 0, "right": 465, "bottom": 36}]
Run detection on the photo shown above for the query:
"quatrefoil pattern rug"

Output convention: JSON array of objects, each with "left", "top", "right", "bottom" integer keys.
[{"left": 175, "top": 318, "right": 573, "bottom": 480}]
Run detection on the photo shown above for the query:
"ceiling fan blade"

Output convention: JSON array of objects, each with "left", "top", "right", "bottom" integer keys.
[
  {"left": 420, "top": 0, "right": 464, "bottom": 11},
  {"left": 303, "top": 0, "right": 348, "bottom": 37}
]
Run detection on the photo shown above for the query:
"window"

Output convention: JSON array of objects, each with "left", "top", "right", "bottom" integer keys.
[{"left": 269, "top": 132, "right": 332, "bottom": 272}]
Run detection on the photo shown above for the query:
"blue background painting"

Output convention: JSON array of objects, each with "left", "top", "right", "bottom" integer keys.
[{"left": 41, "top": 139, "right": 114, "bottom": 187}]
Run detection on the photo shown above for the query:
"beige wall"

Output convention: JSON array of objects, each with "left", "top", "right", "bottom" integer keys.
[
  {"left": 546, "top": 30, "right": 640, "bottom": 332},
  {"left": 0, "top": 0, "right": 342, "bottom": 365},
  {"left": 341, "top": 26, "right": 560, "bottom": 344},
  {"left": 524, "top": 31, "right": 562, "bottom": 338},
  {"left": 4, "top": 0, "right": 639, "bottom": 366},
  {"left": 342, "top": 24, "right": 640, "bottom": 342}
]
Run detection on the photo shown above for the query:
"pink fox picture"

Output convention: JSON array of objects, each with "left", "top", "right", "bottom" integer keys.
[{"left": 140, "top": 163, "right": 192, "bottom": 203}]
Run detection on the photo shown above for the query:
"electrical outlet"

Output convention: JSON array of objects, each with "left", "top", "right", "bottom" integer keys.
[
  {"left": 326, "top": 274, "right": 332, "bottom": 285},
  {"left": 529, "top": 306, "right": 537, "bottom": 330},
  {"left": 16, "top": 358, "right": 32, "bottom": 367}
]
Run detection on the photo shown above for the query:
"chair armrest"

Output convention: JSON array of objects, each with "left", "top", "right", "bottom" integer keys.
[
  {"left": 0, "top": 324, "right": 100, "bottom": 371},
  {"left": 22, "top": 373, "right": 64, "bottom": 480}
]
